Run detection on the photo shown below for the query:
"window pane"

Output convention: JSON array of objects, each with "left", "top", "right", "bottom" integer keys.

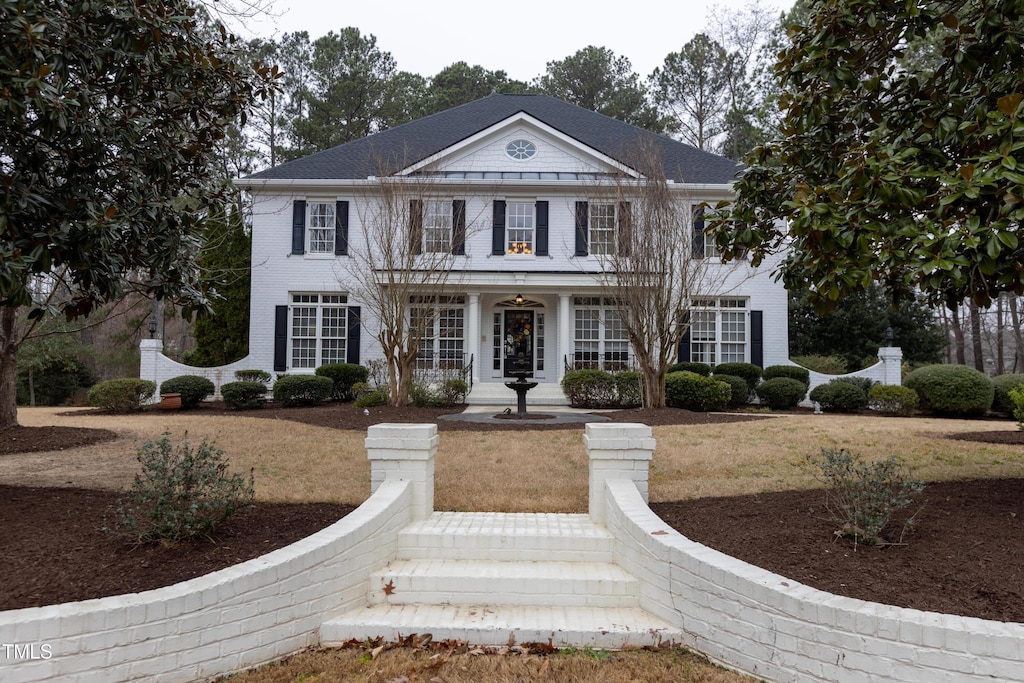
[
  {"left": 309, "top": 203, "right": 335, "bottom": 253},
  {"left": 423, "top": 200, "right": 452, "bottom": 253},
  {"left": 590, "top": 203, "right": 615, "bottom": 255},
  {"left": 506, "top": 202, "right": 534, "bottom": 254}
]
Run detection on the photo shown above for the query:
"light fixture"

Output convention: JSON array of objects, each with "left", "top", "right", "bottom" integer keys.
[
  {"left": 148, "top": 317, "right": 158, "bottom": 339},
  {"left": 514, "top": 293, "right": 524, "bottom": 306}
]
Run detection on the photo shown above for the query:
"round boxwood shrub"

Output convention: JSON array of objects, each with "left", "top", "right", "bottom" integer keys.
[
  {"left": 903, "top": 364, "right": 994, "bottom": 417},
  {"left": 868, "top": 384, "right": 919, "bottom": 416},
  {"left": 665, "top": 371, "right": 731, "bottom": 411},
  {"left": 713, "top": 373, "right": 749, "bottom": 406},
  {"left": 667, "top": 361, "right": 712, "bottom": 377},
  {"left": 755, "top": 377, "right": 806, "bottom": 410},
  {"left": 991, "top": 373, "right": 1024, "bottom": 415},
  {"left": 561, "top": 369, "right": 617, "bottom": 408},
  {"left": 615, "top": 371, "right": 644, "bottom": 407},
  {"left": 829, "top": 376, "right": 877, "bottom": 394},
  {"left": 763, "top": 364, "right": 810, "bottom": 390},
  {"left": 712, "top": 362, "right": 762, "bottom": 392},
  {"left": 234, "top": 369, "right": 272, "bottom": 385},
  {"left": 809, "top": 380, "right": 867, "bottom": 413},
  {"left": 160, "top": 375, "right": 215, "bottom": 409},
  {"left": 88, "top": 378, "right": 156, "bottom": 413},
  {"left": 353, "top": 382, "right": 389, "bottom": 408},
  {"left": 314, "top": 363, "right": 369, "bottom": 402},
  {"left": 272, "top": 374, "right": 333, "bottom": 407},
  {"left": 220, "top": 381, "right": 267, "bottom": 410}
]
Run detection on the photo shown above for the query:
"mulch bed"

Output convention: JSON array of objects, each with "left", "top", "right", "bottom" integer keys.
[{"left": 3, "top": 403, "right": 1023, "bottom": 622}]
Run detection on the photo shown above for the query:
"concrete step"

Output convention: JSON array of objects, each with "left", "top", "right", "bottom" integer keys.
[
  {"left": 368, "top": 559, "right": 638, "bottom": 607},
  {"left": 398, "top": 512, "right": 614, "bottom": 562},
  {"left": 466, "top": 382, "right": 568, "bottom": 406},
  {"left": 321, "top": 604, "right": 681, "bottom": 649}
]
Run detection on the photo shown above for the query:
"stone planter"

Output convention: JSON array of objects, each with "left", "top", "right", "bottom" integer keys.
[{"left": 160, "top": 393, "right": 182, "bottom": 411}]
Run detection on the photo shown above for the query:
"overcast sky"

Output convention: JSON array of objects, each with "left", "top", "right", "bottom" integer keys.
[{"left": 243, "top": 0, "right": 788, "bottom": 83}]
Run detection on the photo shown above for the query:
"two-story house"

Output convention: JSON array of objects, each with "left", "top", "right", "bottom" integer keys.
[{"left": 235, "top": 94, "right": 788, "bottom": 404}]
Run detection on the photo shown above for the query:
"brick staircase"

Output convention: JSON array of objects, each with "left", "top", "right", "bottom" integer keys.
[
  {"left": 319, "top": 423, "right": 679, "bottom": 649},
  {"left": 320, "top": 512, "right": 679, "bottom": 648}
]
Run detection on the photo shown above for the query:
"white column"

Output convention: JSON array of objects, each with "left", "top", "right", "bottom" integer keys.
[
  {"left": 467, "top": 292, "right": 481, "bottom": 386},
  {"left": 558, "top": 293, "right": 571, "bottom": 381},
  {"left": 877, "top": 346, "right": 904, "bottom": 386},
  {"left": 584, "top": 423, "right": 655, "bottom": 525},
  {"left": 365, "top": 423, "right": 438, "bottom": 520},
  {"left": 139, "top": 339, "right": 163, "bottom": 404}
]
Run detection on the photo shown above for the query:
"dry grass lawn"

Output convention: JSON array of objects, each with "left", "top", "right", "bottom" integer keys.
[{"left": 8, "top": 407, "right": 1023, "bottom": 683}]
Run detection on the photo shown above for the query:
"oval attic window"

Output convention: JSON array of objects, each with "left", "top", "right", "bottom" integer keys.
[{"left": 505, "top": 139, "right": 537, "bottom": 160}]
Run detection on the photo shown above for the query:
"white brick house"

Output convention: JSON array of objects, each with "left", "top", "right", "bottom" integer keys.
[{"left": 235, "top": 94, "right": 788, "bottom": 404}]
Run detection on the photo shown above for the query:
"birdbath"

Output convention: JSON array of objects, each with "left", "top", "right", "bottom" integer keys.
[{"left": 504, "top": 369, "right": 538, "bottom": 416}]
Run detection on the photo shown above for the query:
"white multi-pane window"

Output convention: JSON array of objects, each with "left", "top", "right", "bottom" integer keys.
[
  {"left": 308, "top": 202, "right": 335, "bottom": 253},
  {"left": 590, "top": 203, "right": 616, "bottom": 255},
  {"left": 689, "top": 298, "right": 747, "bottom": 365},
  {"left": 506, "top": 201, "right": 534, "bottom": 254},
  {"left": 291, "top": 294, "right": 347, "bottom": 368},
  {"left": 423, "top": 200, "right": 452, "bottom": 253},
  {"left": 573, "top": 297, "right": 630, "bottom": 370},
  {"left": 411, "top": 295, "right": 465, "bottom": 369}
]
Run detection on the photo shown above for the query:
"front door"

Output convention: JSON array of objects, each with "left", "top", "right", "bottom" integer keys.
[{"left": 503, "top": 310, "right": 534, "bottom": 377}]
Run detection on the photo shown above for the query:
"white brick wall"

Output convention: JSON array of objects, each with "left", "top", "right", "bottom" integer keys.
[
  {"left": 0, "top": 480, "right": 412, "bottom": 683},
  {"left": 601, "top": 478, "right": 1024, "bottom": 683}
]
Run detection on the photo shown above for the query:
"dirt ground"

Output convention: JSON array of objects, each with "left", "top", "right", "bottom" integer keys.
[{"left": 1, "top": 402, "right": 1021, "bottom": 622}]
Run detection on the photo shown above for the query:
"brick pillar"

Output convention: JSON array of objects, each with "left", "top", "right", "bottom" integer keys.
[
  {"left": 365, "top": 423, "right": 437, "bottom": 520},
  {"left": 584, "top": 422, "right": 655, "bottom": 524},
  {"left": 139, "top": 339, "right": 162, "bottom": 404},
  {"left": 877, "top": 346, "right": 904, "bottom": 386}
]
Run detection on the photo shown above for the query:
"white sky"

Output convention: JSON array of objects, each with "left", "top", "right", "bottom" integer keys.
[{"left": 243, "top": 0, "right": 788, "bottom": 83}]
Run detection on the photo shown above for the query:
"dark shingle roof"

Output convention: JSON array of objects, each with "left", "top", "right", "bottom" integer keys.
[{"left": 245, "top": 94, "right": 742, "bottom": 184}]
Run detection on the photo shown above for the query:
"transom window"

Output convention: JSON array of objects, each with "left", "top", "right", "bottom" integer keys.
[
  {"left": 573, "top": 296, "right": 630, "bottom": 371},
  {"left": 590, "top": 203, "right": 616, "bottom": 255},
  {"left": 410, "top": 295, "right": 466, "bottom": 370},
  {"left": 423, "top": 200, "right": 452, "bottom": 253},
  {"left": 291, "top": 293, "right": 348, "bottom": 368},
  {"left": 505, "top": 139, "right": 537, "bottom": 160},
  {"left": 507, "top": 201, "right": 534, "bottom": 254},
  {"left": 689, "top": 298, "right": 747, "bottom": 365},
  {"left": 308, "top": 202, "right": 335, "bottom": 253}
]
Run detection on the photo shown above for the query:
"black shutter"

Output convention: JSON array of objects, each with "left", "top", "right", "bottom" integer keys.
[
  {"left": 678, "top": 313, "right": 692, "bottom": 362},
  {"left": 346, "top": 306, "right": 361, "bottom": 365},
  {"left": 535, "top": 201, "right": 549, "bottom": 256},
  {"left": 575, "top": 201, "right": 589, "bottom": 256},
  {"left": 291, "top": 200, "right": 306, "bottom": 255},
  {"left": 750, "top": 310, "right": 763, "bottom": 368},
  {"left": 452, "top": 200, "right": 466, "bottom": 255},
  {"left": 409, "top": 199, "right": 423, "bottom": 255},
  {"left": 492, "top": 200, "right": 506, "bottom": 255},
  {"left": 274, "top": 305, "right": 288, "bottom": 371},
  {"left": 617, "top": 201, "right": 631, "bottom": 257},
  {"left": 335, "top": 200, "right": 349, "bottom": 255},
  {"left": 692, "top": 205, "right": 706, "bottom": 258}
]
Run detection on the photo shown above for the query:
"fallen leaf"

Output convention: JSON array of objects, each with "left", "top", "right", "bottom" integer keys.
[
  {"left": 539, "top": 659, "right": 550, "bottom": 675},
  {"left": 651, "top": 530, "right": 669, "bottom": 536},
  {"left": 468, "top": 648, "right": 485, "bottom": 656},
  {"left": 383, "top": 579, "right": 396, "bottom": 596},
  {"left": 371, "top": 645, "right": 385, "bottom": 659},
  {"left": 507, "top": 632, "right": 516, "bottom": 647}
]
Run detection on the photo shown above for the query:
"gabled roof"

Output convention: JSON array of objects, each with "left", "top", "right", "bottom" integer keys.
[{"left": 244, "top": 94, "right": 742, "bottom": 184}]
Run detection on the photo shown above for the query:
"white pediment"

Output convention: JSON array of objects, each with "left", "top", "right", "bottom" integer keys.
[{"left": 398, "top": 112, "right": 639, "bottom": 179}]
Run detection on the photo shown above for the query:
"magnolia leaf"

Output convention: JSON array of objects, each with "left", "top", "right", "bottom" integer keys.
[
  {"left": 997, "top": 94, "right": 1023, "bottom": 117},
  {"left": 959, "top": 163, "right": 975, "bottom": 181}
]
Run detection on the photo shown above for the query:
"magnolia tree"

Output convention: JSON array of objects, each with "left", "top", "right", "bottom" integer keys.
[
  {"left": 343, "top": 173, "right": 483, "bottom": 406},
  {"left": 583, "top": 144, "right": 749, "bottom": 408}
]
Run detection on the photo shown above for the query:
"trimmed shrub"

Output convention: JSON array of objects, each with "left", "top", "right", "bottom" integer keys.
[
  {"left": 234, "top": 369, "right": 272, "bottom": 385},
  {"left": 315, "top": 363, "right": 369, "bottom": 402},
  {"left": 561, "top": 369, "right": 617, "bottom": 408},
  {"left": 220, "top": 381, "right": 267, "bottom": 410},
  {"left": 714, "top": 374, "right": 749, "bottom": 406},
  {"left": 868, "top": 385, "right": 919, "bottom": 417},
  {"left": 991, "top": 373, "right": 1024, "bottom": 415},
  {"left": 106, "top": 432, "right": 254, "bottom": 543},
  {"left": 829, "top": 376, "right": 877, "bottom": 394},
  {"left": 160, "top": 375, "right": 215, "bottom": 409},
  {"left": 903, "top": 364, "right": 994, "bottom": 417},
  {"left": 755, "top": 377, "right": 806, "bottom": 409},
  {"left": 809, "top": 381, "right": 867, "bottom": 413},
  {"left": 667, "top": 362, "right": 712, "bottom": 377},
  {"left": 272, "top": 374, "right": 333, "bottom": 407},
  {"left": 791, "top": 354, "right": 848, "bottom": 375},
  {"left": 615, "top": 371, "right": 644, "bottom": 408},
  {"left": 88, "top": 378, "right": 156, "bottom": 413},
  {"left": 763, "top": 364, "right": 810, "bottom": 390},
  {"left": 353, "top": 382, "right": 389, "bottom": 408},
  {"left": 1010, "top": 385, "right": 1024, "bottom": 430},
  {"left": 665, "top": 371, "right": 731, "bottom": 411},
  {"left": 712, "top": 362, "right": 762, "bottom": 392},
  {"left": 410, "top": 379, "right": 468, "bottom": 408}
]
